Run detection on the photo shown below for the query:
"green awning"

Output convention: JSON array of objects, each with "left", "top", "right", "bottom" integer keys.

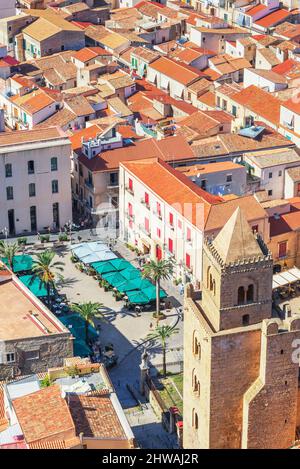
[
  {"left": 102, "top": 271, "right": 127, "bottom": 288},
  {"left": 19, "top": 275, "right": 49, "bottom": 297},
  {"left": 109, "top": 258, "right": 135, "bottom": 271},
  {"left": 74, "top": 339, "right": 92, "bottom": 357},
  {"left": 115, "top": 279, "right": 140, "bottom": 293},
  {"left": 126, "top": 290, "right": 149, "bottom": 305},
  {"left": 143, "top": 285, "right": 167, "bottom": 301},
  {"left": 91, "top": 261, "right": 117, "bottom": 275},
  {"left": 1, "top": 255, "right": 33, "bottom": 273},
  {"left": 120, "top": 268, "right": 141, "bottom": 281}
]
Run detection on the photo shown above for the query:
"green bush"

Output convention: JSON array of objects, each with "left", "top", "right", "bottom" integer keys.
[
  {"left": 17, "top": 237, "right": 27, "bottom": 246},
  {"left": 58, "top": 233, "right": 68, "bottom": 242},
  {"left": 40, "top": 234, "right": 50, "bottom": 243},
  {"left": 40, "top": 375, "right": 52, "bottom": 388}
]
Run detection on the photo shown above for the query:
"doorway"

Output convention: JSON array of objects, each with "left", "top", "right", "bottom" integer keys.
[{"left": 8, "top": 209, "right": 15, "bottom": 235}]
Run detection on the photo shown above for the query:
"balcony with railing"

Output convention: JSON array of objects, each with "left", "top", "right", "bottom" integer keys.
[
  {"left": 125, "top": 185, "right": 134, "bottom": 196},
  {"left": 141, "top": 199, "right": 150, "bottom": 210},
  {"left": 139, "top": 223, "right": 151, "bottom": 237}
]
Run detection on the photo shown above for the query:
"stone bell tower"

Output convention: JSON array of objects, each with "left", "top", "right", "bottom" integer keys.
[{"left": 183, "top": 207, "right": 300, "bottom": 449}]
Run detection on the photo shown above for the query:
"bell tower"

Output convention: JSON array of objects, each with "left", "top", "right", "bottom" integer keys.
[
  {"left": 183, "top": 207, "right": 300, "bottom": 449},
  {"left": 201, "top": 207, "right": 273, "bottom": 331}
]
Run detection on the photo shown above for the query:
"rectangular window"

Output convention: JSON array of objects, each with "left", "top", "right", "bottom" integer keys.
[
  {"left": 28, "top": 160, "right": 34, "bottom": 174},
  {"left": 169, "top": 212, "right": 174, "bottom": 226},
  {"left": 51, "top": 157, "right": 58, "bottom": 171},
  {"left": 252, "top": 225, "right": 258, "bottom": 233},
  {"left": 145, "top": 217, "right": 150, "bottom": 233},
  {"left": 128, "top": 202, "right": 133, "bottom": 217},
  {"left": 278, "top": 170, "right": 282, "bottom": 177},
  {"left": 226, "top": 174, "right": 232, "bottom": 182},
  {"left": 268, "top": 189, "right": 273, "bottom": 196},
  {"left": 6, "top": 186, "right": 13, "bottom": 200},
  {"left": 157, "top": 227, "right": 161, "bottom": 238},
  {"left": 187, "top": 227, "right": 191, "bottom": 242},
  {"left": 232, "top": 105, "right": 237, "bottom": 117},
  {"left": 52, "top": 180, "right": 59, "bottom": 193},
  {"left": 156, "top": 202, "right": 161, "bottom": 217},
  {"left": 6, "top": 353, "right": 15, "bottom": 363},
  {"left": 186, "top": 253, "right": 191, "bottom": 269},
  {"left": 145, "top": 192, "right": 149, "bottom": 206},
  {"left": 29, "top": 183, "right": 36, "bottom": 197},
  {"left": 128, "top": 178, "right": 133, "bottom": 191},
  {"left": 109, "top": 172, "right": 118, "bottom": 186},
  {"left": 5, "top": 163, "right": 12, "bottom": 178},
  {"left": 278, "top": 241, "right": 287, "bottom": 258},
  {"left": 168, "top": 238, "right": 173, "bottom": 254},
  {"left": 268, "top": 172, "right": 272, "bottom": 179}
]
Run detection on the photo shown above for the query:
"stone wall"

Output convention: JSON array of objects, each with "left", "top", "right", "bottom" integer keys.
[{"left": 0, "top": 333, "right": 73, "bottom": 380}]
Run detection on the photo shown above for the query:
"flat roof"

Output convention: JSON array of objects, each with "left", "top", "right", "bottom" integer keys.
[{"left": 0, "top": 277, "right": 69, "bottom": 341}]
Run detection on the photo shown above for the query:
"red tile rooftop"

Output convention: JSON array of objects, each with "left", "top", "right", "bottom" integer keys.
[
  {"left": 254, "top": 9, "right": 292, "bottom": 28},
  {"left": 78, "top": 135, "right": 195, "bottom": 172},
  {"left": 13, "top": 385, "right": 75, "bottom": 445}
]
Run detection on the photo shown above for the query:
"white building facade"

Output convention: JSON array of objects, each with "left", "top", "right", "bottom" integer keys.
[{"left": 0, "top": 128, "right": 72, "bottom": 235}]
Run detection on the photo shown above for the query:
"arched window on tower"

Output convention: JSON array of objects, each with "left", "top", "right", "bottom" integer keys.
[
  {"left": 238, "top": 286, "right": 245, "bottom": 305},
  {"left": 193, "top": 409, "right": 199, "bottom": 430},
  {"left": 209, "top": 274, "right": 214, "bottom": 291},
  {"left": 246, "top": 284, "right": 254, "bottom": 303}
]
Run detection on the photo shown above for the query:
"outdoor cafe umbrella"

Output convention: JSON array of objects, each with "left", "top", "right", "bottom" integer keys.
[
  {"left": 143, "top": 285, "right": 167, "bottom": 302},
  {"left": 115, "top": 279, "right": 141, "bottom": 293},
  {"left": 1, "top": 254, "right": 33, "bottom": 273},
  {"left": 19, "top": 275, "right": 48, "bottom": 297},
  {"left": 91, "top": 261, "right": 117, "bottom": 275},
  {"left": 126, "top": 290, "right": 149, "bottom": 305},
  {"left": 120, "top": 267, "right": 141, "bottom": 281},
  {"left": 102, "top": 271, "right": 127, "bottom": 288},
  {"left": 109, "top": 258, "right": 134, "bottom": 271}
]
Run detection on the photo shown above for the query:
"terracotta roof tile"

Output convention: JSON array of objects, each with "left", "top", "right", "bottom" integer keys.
[
  {"left": 231, "top": 85, "right": 281, "bottom": 126},
  {"left": 68, "top": 393, "right": 127, "bottom": 439},
  {"left": 149, "top": 56, "right": 206, "bottom": 85},
  {"left": 13, "top": 384, "right": 75, "bottom": 444},
  {"left": 254, "top": 9, "right": 292, "bottom": 28}
]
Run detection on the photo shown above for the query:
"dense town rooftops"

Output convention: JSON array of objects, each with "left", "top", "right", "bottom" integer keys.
[{"left": 73, "top": 46, "right": 112, "bottom": 63}]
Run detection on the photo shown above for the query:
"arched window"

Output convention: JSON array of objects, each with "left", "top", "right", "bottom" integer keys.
[
  {"left": 213, "top": 279, "right": 216, "bottom": 296},
  {"left": 238, "top": 286, "right": 245, "bottom": 305},
  {"left": 193, "top": 409, "right": 199, "bottom": 430},
  {"left": 246, "top": 284, "right": 254, "bottom": 303},
  {"left": 207, "top": 266, "right": 211, "bottom": 289},
  {"left": 209, "top": 274, "right": 213, "bottom": 291},
  {"left": 193, "top": 333, "right": 201, "bottom": 359},
  {"left": 242, "top": 314, "right": 249, "bottom": 326}
]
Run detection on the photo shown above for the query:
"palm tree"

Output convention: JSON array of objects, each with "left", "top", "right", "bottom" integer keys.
[
  {"left": 147, "top": 324, "right": 179, "bottom": 377},
  {"left": 71, "top": 302, "right": 105, "bottom": 344},
  {"left": 30, "top": 250, "right": 64, "bottom": 305},
  {"left": 142, "top": 258, "right": 174, "bottom": 320},
  {"left": 0, "top": 241, "right": 19, "bottom": 272}
]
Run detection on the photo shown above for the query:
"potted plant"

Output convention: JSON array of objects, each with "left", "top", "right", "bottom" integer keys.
[
  {"left": 70, "top": 254, "right": 78, "bottom": 263},
  {"left": 58, "top": 233, "right": 68, "bottom": 242},
  {"left": 17, "top": 237, "right": 27, "bottom": 246}
]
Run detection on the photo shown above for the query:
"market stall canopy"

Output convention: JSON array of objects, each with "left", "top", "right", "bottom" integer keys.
[
  {"left": 272, "top": 267, "right": 300, "bottom": 290},
  {"left": 109, "top": 258, "right": 134, "bottom": 271},
  {"left": 71, "top": 241, "right": 116, "bottom": 264},
  {"left": 91, "top": 260, "right": 117, "bottom": 275},
  {"left": 19, "top": 275, "right": 49, "bottom": 297},
  {"left": 126, "top": 290, "right": 149, "bottom": 305},
  {"left": 102, "top": 271, "right": 128, "bottom": 288},
  {"left": 120, "top": 267, "right": 142, "bottom": 281},
  {"left": 1, "top": 255, "right": 33, "bottom": 273},
  {"left": 143, "top": 285, "right": 167, "bottom": 301}
]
